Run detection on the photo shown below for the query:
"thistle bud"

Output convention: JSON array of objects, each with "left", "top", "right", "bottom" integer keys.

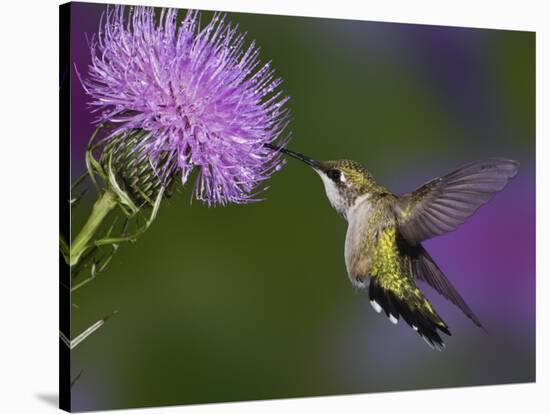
[{"left": 99, "top": 130, "right": 175, "bottom": 207}]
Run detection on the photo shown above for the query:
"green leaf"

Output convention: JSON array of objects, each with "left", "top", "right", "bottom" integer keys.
[
  {"left": 85, "top": 148, "right": 104, "bottom": 193},
  {"left": 59, "top": 310, "right": 119, "bottom": 350},
  {"left": 94, "top": 186, "right": 165, "bottom": 247},
  {"left": 60, "top": 234, "right": 70, "bottom": 264},
  {"left": 107, "top": 154, "right": 139, "bottom": 216}
]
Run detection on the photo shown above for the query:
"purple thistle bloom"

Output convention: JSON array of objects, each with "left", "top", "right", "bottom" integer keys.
[{"left": 81, "top": 6, "right": 290, "bottom": 206}]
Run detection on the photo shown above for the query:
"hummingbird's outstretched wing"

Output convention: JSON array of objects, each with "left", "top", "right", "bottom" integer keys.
[
  {"left": 395, "top": 158, "right": 519, "bottom": 246},
  {"left": 411, "top": 245, "right": 483, "bottom": 329},
  {"left": 368, "top": 227, "right": 451, "bottom": 350}
]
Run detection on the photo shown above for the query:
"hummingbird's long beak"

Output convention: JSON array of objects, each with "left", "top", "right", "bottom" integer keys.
[{"left": 265, "top": 143, "right": 321, "bottom": 169}]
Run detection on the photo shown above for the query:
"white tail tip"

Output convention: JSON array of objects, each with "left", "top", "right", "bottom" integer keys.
[{"left": 370, "top": 300, "right": 382, "bottom": 313}]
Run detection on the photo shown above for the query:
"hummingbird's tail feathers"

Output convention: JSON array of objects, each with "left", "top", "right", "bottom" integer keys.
[
  {"left": 396, "top": 158, "right": 520, "bottom": 245},
  {"left": 369, "top": 275, "right": 451, "bottom": 350},
  {"left": 412, "top": 246, "right": 484, "bottom": 329}
]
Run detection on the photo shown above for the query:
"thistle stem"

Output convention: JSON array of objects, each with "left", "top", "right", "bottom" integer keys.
[{"left": 70, "top": 190, "right": 117, "bottom": 266}]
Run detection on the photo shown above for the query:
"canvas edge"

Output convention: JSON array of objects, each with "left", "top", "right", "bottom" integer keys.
[{"left": 59, "top": 2, "right": 72, "bottom": 412}]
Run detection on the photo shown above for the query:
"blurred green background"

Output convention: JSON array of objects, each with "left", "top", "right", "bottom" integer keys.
[{"left": 69, "top": 3, "right": 535, "bottom": 411}]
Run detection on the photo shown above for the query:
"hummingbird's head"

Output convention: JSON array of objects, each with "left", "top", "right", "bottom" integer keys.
[{"left": 268, "top": 144, "right": 377, "bottom": 219}]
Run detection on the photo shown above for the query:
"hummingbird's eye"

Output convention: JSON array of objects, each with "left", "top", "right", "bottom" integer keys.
[{"left": 327, "top": 169, "right": 341, "bottom": 182}]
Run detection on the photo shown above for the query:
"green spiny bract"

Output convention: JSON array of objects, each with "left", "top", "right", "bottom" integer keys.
[{"left": 99, "top": 130, "right": 176, "bottom": 208}]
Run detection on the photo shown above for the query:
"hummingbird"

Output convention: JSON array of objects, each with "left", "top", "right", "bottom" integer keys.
[{"left": 268, "top": 144, "right": 519, "bottom": 350}]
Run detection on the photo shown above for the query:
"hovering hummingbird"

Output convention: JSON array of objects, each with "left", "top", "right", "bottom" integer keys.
[{"left": 268, "top": 144, "right": 519, "bottom": 350}]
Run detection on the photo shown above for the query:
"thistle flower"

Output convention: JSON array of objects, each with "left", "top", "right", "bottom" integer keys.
[{"left": 82, "top": 6, "right": 291, "bottom": 206}]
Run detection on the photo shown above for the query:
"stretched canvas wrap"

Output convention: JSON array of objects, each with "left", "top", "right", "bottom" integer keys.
[{"left": 59, "top": 2, "right": 536, "bottom": 412}]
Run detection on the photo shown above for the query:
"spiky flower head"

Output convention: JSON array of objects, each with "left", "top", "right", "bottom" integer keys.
[{"left": 82, "top": 6, "right": 290, "bottom": 206}]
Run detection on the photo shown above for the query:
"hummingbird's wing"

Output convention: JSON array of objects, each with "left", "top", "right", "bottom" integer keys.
[
  {"left": 395, "top": 158, "right": 519, "bottom": 245},
  {"left": 411, "top": 245, "right": 483, "bottom": 329},
  {"left": 368, "top": 227, "right": 451, "bottom": 350}
]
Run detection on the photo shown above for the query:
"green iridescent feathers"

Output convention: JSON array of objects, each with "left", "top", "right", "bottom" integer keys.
[{"left": 368, "top": 226, "right": 450, "bottom": 349}]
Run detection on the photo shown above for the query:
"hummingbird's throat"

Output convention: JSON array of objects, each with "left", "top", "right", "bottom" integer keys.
[{"left": 316, "top": 169, "right": 354, "bottom": 219}]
